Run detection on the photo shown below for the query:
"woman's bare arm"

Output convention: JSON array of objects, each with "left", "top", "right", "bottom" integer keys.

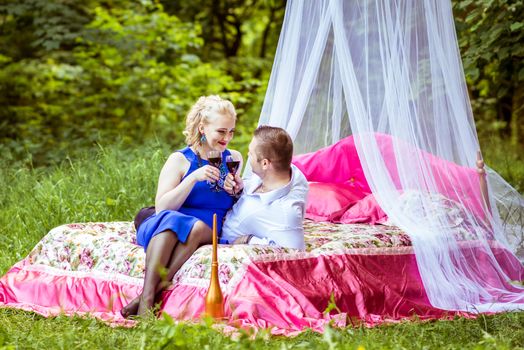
[{"left": 155, "top": 152, "right": 220, "bottom": 212}]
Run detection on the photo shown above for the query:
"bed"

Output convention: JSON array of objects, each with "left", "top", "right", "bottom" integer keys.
[
  {"left": 2, "top": 136, "right": 523, "bottom": 334},
  {"left": 3, "top": 216, "right": 520, "bottom": 335}
]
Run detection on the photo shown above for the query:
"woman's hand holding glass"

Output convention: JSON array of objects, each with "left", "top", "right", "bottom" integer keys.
[
  {"left": 206, "top": 150, "right": 222, "bottom": 190},
  {"left": 191, "top": 165, "right": 220, "bottom": 183}
]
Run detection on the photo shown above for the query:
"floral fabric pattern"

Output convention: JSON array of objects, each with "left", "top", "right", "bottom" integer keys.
[
  {"left": 26, "top": 220, "right": 416, "bottom": 291},
  {"left": 28, "top": 222, "right": 145, "bottom": 278},
  {"left": 303, "top": 220, "right": 411, "bottom": 252}
]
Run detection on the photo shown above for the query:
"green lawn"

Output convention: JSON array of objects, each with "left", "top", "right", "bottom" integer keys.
[
  {"left": 1, "top": 308, "right": 523, "bottom": 349},
  {"left": 1, "top": 141, "right": 523, "bottom": 349}
]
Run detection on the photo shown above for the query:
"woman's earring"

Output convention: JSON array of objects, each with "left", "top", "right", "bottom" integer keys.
[{"left": 200, "top": 134, "right": 207, "bottom": 143}]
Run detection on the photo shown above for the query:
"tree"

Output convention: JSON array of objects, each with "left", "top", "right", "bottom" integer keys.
[
  {"left": 453, "top": 0, "right": 524, "bottom": 146},
  {"left": 0, "top": 1, "right": 231, "bottom": 165}
]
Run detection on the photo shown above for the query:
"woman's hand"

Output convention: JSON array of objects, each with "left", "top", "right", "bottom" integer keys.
[
  {"left": 224, "top": 173, "right": 244, "bottom": 195},
  {"left": 190, "top": 165, "right": 221, "bottom": 183}
]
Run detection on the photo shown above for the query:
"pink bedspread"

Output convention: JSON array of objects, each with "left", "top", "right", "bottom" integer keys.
[{"left": 2, "top": 221, "right": 521, "bottom": 334}]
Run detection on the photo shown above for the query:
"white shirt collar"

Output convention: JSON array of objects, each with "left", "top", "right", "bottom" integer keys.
[{"left": 245, "top": 165, "right": 299, "bottom": 205}]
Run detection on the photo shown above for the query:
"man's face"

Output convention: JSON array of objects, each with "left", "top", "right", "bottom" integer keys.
[{"left": 248, "top": 137, "right": 262, "bottom": 176}]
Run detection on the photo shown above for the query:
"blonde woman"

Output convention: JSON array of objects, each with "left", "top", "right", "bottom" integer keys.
[{"left": 121, "top": 95, "right": 244, "bottom": 317}]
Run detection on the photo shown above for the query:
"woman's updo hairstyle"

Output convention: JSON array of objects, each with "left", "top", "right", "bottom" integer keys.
[{"left": 183, "top": 95, "right": 237, "bottom": 146}]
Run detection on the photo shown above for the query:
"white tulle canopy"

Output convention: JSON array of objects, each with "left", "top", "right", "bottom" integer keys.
[{"left": 258, "top": 0, "right": 524, "bottom": 312}]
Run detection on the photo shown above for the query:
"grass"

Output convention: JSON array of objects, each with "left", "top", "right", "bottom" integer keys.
[
  {"left": 0, "top": 139, "right": 523, "bottom": 349},
  {"left": 0, "top": 308, "right": 523, "bottom": 349},
  {"left": 480, "top": 135, "right": 524, "bottom": 193},
  {"left": 0, "top": 141, "right": 169, "bottom": 274}
]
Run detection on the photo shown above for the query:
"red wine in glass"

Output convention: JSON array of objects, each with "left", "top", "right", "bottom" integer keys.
[
  {"left": 225, "top": 155, "right": 240, "bottom": 195},
  {"left": 208, "top": 156, "right": 222, "bottom": 168},
  {"left": 207, "top": 150, "right": 222, "bottom": 168},
  {"left": 206, "top": 151, "right": 222, "bottom": 191},
  {"left": 226, "top": 159, "right": 240, "bottom": 175}
]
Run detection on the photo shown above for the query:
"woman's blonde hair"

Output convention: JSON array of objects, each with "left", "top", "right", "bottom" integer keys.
[{"left": 183, "top": 95, "right": 237, "bottom": 146}]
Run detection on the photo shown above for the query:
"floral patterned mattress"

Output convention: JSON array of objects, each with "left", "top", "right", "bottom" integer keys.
[
  {"left": 27, "top": 220, "right": 413, "bottom": 291},
  {"left": 3, "top": 219, "right": 518, "bottom": 334}
]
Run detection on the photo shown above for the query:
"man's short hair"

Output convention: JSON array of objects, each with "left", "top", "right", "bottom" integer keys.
[{"left": 253, "top": 125, "right": 293, "bottom": 172}]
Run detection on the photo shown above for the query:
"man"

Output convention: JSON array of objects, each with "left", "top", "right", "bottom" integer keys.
[{"left": 221, "top": 125, "right": 309, "bottom": 250}]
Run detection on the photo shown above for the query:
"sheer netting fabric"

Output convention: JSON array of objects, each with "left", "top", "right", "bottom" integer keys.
[{"left": 255, "top": 0, "right": 524, "bottom": 312}]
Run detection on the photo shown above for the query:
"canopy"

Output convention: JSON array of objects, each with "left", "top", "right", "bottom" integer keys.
[{"left": 257, "top": 0, "right": 524, "bottom": 312}]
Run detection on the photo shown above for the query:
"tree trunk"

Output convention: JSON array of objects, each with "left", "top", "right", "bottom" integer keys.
[
  {"left": 259, "top": 7, "right": 276, "bottom": 58},
  {"left": 511, "top": 81, "right": 523, "bottom": 147}
]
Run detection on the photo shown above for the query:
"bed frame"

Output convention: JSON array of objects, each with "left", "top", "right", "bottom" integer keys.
[{"left": 477, "top": 150, "right": 491, "bottom": 214}]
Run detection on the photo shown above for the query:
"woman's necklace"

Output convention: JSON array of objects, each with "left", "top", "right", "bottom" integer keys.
[
  {"left": 194, "top": 149, "right": 203, "bottom": 168},
  {"left": 192, "top": 146, "right": 207, "bottom": 168},
  {"left": 193, "top": 146, "right": 228, "bottom": 192}
]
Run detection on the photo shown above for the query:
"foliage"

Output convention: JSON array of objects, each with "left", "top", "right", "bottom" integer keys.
[
  {"left": 2, "top": 0, "right": 520, "bottom": 167},
  {"left": 159, "top": 0, "right": 286, "bottom": 61},
  {"left": 0, "top": 0, "right": 274, "bottom": 167},
  {"left": 0, "top": 0, "right": 92, "bottom": 58},
  {"left": 1, "top": 1, "right": 222, "bottom": 166},
  {"left": 453, "top": 0, "right": 524, "bottom": 145}
]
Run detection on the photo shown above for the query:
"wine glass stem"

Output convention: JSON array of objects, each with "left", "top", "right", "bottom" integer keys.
[{"left": 231, "top": 171, "right": 236, "bottom": 195}]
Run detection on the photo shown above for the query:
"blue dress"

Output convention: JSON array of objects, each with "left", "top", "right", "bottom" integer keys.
[{"left": 136, "top": 147, "right": 235, "bottom": 251}]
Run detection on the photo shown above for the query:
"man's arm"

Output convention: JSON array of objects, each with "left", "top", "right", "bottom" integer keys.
[
  {"left": 247, "top": 201, "right": 305, "bottom": 250},
  {"left": 248, "top": 229, "right": 304, "bottom": 249},
  {"left": 229, "top": 169, "right": 308, "bottom": 249}
]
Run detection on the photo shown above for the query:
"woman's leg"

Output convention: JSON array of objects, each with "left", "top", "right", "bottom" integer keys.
[
  {"left": 164, "top": 221, "right": 212, "bottom": 282},
  {"left": 137, "top": 230, "right": 178, "bottom": 316},
  {"left": 120, "top": 221, "right": 212, "bottom": 318},
  {"left": 120, "top": 240, "right": 179, "bottom": 318}
]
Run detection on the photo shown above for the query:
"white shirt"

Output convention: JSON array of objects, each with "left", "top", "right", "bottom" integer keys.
[{"left": 221, "top": 164, "right": 309, "bottom": 250}]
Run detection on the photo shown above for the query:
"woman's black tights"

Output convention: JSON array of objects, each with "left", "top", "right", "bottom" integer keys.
[{"left": 120, "top": 221, "right": 212, "bottom": 318}]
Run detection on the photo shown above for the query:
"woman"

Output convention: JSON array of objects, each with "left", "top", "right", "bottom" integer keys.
[{"left": 121, "top": 95, "right": 244, "bottom": 317}]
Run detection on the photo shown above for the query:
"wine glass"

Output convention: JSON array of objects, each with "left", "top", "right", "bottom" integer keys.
[
  {"left": 225, "top": 155, "right": 240, "bottom": 176},
  {"left": 207, "top": 150, "right": 222, "bottom": 168},
  {"left": 207, "top": 150, "right": 222, "bottom": 191},
  {"left": 226, "top": 154, "right": 241, "bottom": 195}
]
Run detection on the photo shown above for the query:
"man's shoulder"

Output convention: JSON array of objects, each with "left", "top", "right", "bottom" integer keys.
[
  {"left": 291, "top": 164, "right": 308, "bottom": 186},
  {"left": 289, "top": 164, "right": 309, "bottom": 197},
  {"left": 279, "top": 167, "right": 307, "bottom": 214}
]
